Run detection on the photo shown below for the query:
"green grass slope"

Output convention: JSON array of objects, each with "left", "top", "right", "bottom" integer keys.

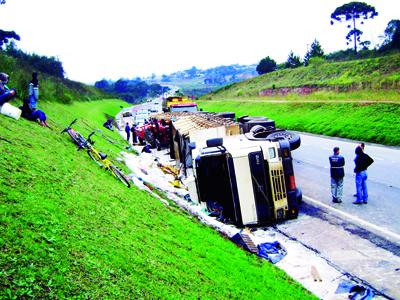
[
  {"left": 0, "top": 52, "right": 109, "bottom": 103},
  {"left": 198, "top": 52, "right": 400, "bottom": 146},
  {"left": 0, "top": 100, "right": 316, "bottom": 299},
  {"left": 197, "top": 100, "right": 400, "bottom": 146},
  {"left": 207, "top": 53, "right": 400, "bottom": 100}
]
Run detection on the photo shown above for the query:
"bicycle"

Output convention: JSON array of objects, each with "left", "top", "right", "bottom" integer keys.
[{"left": 61, "top": 119, "right": 131, "bottom": 188}]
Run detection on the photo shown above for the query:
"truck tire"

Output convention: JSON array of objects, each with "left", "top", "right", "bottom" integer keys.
[
  {"left": 206, "top": 138, "right": 223, "bottom": 147},
  {"left": 237, "top": 115, "right": 249, "bottom": 123},
  {"left": 240, "top": 116, "right": 268, "bottom": 123},
  {"left": 216, "top": 112, "right": 236, "bottom": 119},
  {"left": 266, "top": 130, "right": 301, "bottom": 151},
  {"left": 249, "top": 125, "right": 268, "bottom": 135},
  {"left": 243, "top": 119, "right": 275, "bottom": 133}
]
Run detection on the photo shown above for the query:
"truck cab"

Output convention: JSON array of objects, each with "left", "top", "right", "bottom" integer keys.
[
  {"left": 163, "top": 95, "right": 198, "bottom": 113},
  {"left": 191, "top": 135, "right": 301, "bottom": 227}
]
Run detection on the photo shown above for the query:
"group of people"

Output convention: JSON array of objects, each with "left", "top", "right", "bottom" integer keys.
[
  {"left": 329, "top": 142, "right": 374, "bottom": 205},
  {"left": 0, "top": 71, "right": 49, "bottom": 127},
  {"left": 124, "top": 122, "right": 138, "bottom": 144}
]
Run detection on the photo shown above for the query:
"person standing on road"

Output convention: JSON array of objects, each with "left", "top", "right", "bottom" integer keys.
[
  {"left": 353, "top": 142, "right": 366, "bottom": 197},
  {"left": 329, "top": 147, "right": 345, "bottom": 203},
  {"left": 130, "top": 124, "right": 137, "bottom": 144},
  {"left": 125, "top": 122, "right": 131, "bottom": 142},
  {"left": 353, "top": 145, "right": 374, "bottom": 205}
]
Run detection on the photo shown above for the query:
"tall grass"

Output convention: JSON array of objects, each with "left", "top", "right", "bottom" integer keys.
[
  {"left": 198, "top": 100, "right": 400, "bottom": 146},
  {"left": 0, "top": 52, "right": 109, "bottom": 104},
  {"left": 0, "top": 100, "right": 315, "bottom": 299},
  {"left": 206, "top": 52, "right": 400, "bottom": 100}
]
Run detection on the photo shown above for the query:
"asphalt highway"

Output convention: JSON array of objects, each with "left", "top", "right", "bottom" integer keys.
[{"left": 293, "top": 132, "right": 400, "bottom": 241}]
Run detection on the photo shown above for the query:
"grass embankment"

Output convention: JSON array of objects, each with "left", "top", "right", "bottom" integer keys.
[
  {"left": 198, "top": 100, "right": 400, "bottom": 146},
  {"left": 199, "top": 52, "right": 400, "bottom": 146},
  {"left": 0, "top": 52, "right": 109, "bottom": 103},
  {"left": 0, "top": 99, "right": 315, "bottom": 299},
  {"left": 207, "top": 52, "right": 400, "bottom": 101}
]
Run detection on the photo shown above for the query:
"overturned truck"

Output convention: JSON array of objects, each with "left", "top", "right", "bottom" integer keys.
[
  {"left": 158, "top": 112, "right": 302, "bottom": 227},
  {"left": 192, "top": 135, "right": 301, "bottom": 227}
]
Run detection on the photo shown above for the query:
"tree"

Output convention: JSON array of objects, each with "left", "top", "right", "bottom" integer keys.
[
  {"left": 186, "top": 66, "right": 198, "bottom": 78},
  {"left": 304, "top": 39, "right": 324, "bottom": 66},
  {"left": 380, "top": 19, "right": 400, "bottom": 50},
  {"left": 285, "top": 51, "right": 302, "bottom": 69},
  {"left": 330, "top": 2, "right": 378, "bottom": 53},
  {"left": 161, "top": 74, "right": 170, "bottom": 82},
  {"left": 94, "top": 79, "right": 110, "bottom": 90},
  {"left": 0, "top": 30, "right": 20, "bottom": 49},
  {"left": 256, "top": 56, "right": 277, "bottom": 75}
]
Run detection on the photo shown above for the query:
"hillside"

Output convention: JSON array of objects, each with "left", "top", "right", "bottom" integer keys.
[
  {"left": 0, "top": 100, "right": 315, "bottom": 298},
  {"left": 147, "top": 64, "right": 257, "bottom": 97},
  {"left": 198, "top": 52, "right": 400, "bottom": 146},
  {"left": 0, "top": 51, "right": 108, "bottom": 103},
  {"left": 206, "top": 53, "right": 400, "bottom": 100}
]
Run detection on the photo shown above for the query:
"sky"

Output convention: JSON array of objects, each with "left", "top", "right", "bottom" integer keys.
[{"left": 1, "top": 0, "right": 399, "bottom": 84}]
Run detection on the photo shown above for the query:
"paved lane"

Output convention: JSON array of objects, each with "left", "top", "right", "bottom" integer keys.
[{"left": 293, "top": 132, "right": 400, "bottom": 238}]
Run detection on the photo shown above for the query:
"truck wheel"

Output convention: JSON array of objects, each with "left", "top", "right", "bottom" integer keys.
[
  {"left": 216, "top": 112, "right": 236, "bottom": 119},
  {"left": 243, "top": 119, "right": 275, "bottom": 133},
  {"left": 237, "top": 115, "right": 249, "bottom": 123},
  {"left": 266, "top": 130, "right": 301, "bottom": 151},
  {"left": 240, "top": 116, "right": 267, "bottom": 123}
]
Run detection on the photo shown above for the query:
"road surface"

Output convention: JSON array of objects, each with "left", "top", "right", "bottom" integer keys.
[{"left": 293, "top": 132, "right": 400, "bottom": 240}]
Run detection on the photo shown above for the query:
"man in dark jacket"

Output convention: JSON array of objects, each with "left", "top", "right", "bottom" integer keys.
[
  {"left": 329, "top": 147, "right": 345, "bottom": 203},
  {"left": 125, "top": 122, "right": 131, "bottom": 142},
  {"left": 353, "top": 145, "right": 374, "bottom": 204}
]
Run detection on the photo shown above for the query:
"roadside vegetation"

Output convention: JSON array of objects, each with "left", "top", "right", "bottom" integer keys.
[
  {"left": 0, "top": 51, "right": 108, "bottom": 104},
  {"left": 199, "top": 52, "right": 400, "bottom": 146},
  {"left": 198, "top": 100, "right": 400, "bottom": 146},
  {"left": 0, "top": 99, "right": 316, "bottom": 298},
  {"left": 206, "top": 52, "right": 400, "bottom": 100}
]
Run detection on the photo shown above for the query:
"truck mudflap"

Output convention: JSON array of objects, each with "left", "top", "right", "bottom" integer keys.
[
  {"left": 278, "top": 139, "right": 301, "bottom": 219},
  {"left": 286, "top": 188, "right": 302, "bottom": 219}
]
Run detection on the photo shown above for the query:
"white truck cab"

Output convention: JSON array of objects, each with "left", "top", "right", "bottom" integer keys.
[{"left": 190, "top": 135, "right": 301, "bottom": 227}]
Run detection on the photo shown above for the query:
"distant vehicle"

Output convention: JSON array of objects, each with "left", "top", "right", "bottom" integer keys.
[
  {"left": 134, "top": 114, "right": 147, "bottom": 126},
  {"left": 132, "top": 109, "right": 149, "bottom": 126},
  {"left": 162, "top": 94, "right": 197, "bottom": 113},
  {"left": 122, "top": 111, "right": 132, "bottom": 118}
]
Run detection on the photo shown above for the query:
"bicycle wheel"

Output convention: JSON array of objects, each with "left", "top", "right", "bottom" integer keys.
[
  {"left": 67, "top": 130, "right": 81, "bottom": 147},
  {"left": 87, "top": 149, "right": 104, "bottom": 167},
  {"left": 110, "top": 165, "right": 131, "bottom": 188}
]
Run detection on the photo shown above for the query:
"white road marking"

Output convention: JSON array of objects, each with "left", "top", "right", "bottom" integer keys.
[{"left": 303, "top": 195, "right": 400, "bottom": 245}]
